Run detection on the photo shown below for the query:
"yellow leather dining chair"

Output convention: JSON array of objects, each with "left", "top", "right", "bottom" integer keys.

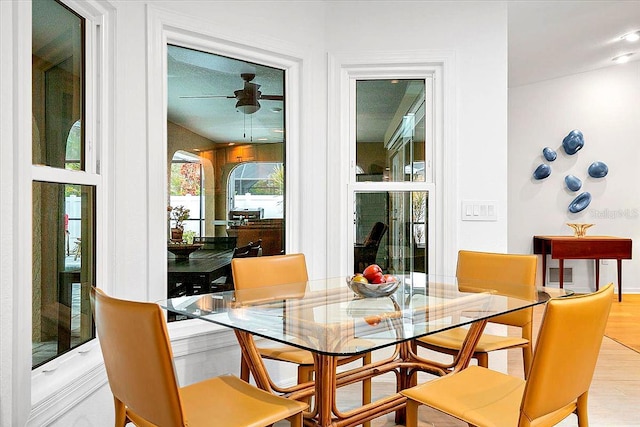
[
  {"left": 232, "top": 253, "right": 372, "bottom": 417},
  {"left": 415, "top": 250, "right": 537, "bottom": 378},
  {"left": 91, "top": 288, "right": 306, "bottom": 427},
  {"left": 401, "top": 283, "right": 613, "bottom": 427}
]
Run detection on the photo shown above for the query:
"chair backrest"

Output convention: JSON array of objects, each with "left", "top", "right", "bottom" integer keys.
[
  {"left": 91, "top": 288, "right": 185, "bottom": 426},
  {"left": 233, "top": 239, "right": 262, "bottom": 258},
  {"left": 456, "top": 250, "right": 537, "bottom": 328},
  {"left": 232, "top": 253, "right": 308, "bottom": 290},
  {"left": 519, "top": 284, "right": 613, "bottom": 425},
  {"left": 363, "top": 222, "right": 388, "bottom": 247}
]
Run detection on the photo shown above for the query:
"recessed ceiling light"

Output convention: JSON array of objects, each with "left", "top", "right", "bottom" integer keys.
[
  {"left": 273, "top": 129, "right": 284, "bottom": 133},
  {"left": 270, "top": 107, "right": 282, "bottom": 113},
  {"left": 621, "top": 31, "right": 640, "bottom": 42},
  {"left": 613, "top": 53, "right": 633, "bottom": 64}
]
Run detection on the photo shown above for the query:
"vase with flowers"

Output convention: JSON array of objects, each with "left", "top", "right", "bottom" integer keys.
[{"left": 168, "top": 205, "right": 190, "bottom": 243}]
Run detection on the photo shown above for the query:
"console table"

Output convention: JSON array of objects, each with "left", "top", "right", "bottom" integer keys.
[{"left": 533, "top": 235, "right": 632, "bottom": 301}]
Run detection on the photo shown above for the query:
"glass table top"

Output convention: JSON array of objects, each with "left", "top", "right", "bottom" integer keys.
[{"left": 158, "top": 274, "right": 571, "bottom": 356}]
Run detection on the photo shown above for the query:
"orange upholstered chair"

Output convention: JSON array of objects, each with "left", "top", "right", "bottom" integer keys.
[
  {"left": 91, "top": 288, "right": 306, "bottom": 427},
  {"left": 416, "top": 250, "right": 537, "bottom": 378},
  {"left": 402, "top": 283, "right": 613, "bottom": 427},
  {"left": 232, "top": 253, "right": 371, "bottom": 418}
]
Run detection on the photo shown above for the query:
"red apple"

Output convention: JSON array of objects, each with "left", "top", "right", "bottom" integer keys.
[
  {"left": 383, "top": 274, "right": 397, "bottom": 283},
  {"left": 362, "top": 264, "right": 382, "bottom": 281},
  {"left": 370, "top": 274, "right": 386, "bottom": 284}
]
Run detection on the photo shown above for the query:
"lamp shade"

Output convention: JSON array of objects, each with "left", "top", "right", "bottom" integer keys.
[{"left": 236, "top": 98, "right": 260, "bottom": 114}]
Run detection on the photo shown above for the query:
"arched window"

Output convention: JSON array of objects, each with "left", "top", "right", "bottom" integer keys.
[{"left": 228, "top": 162, "right": 284, "bottom": 221}]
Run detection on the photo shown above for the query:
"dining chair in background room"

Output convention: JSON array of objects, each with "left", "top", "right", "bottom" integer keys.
[
  {"left": 415, "top": 250, "right": 538, "bottom": 378},
  {"left": 232, "top": 253, "right": 372, "bottom": 419},
  {"left": 353, "top": 221, "right": 388, "bottom": 273},
  {"left": 402, "top": 283, "right": 614, "bottom": 427},
  {"left": 233, "top": 239, "right": 262, "bottom": 258},
  {"left": 212, "top": 239, "right": 263, "bottom": 288},
  {"left": 90, "top": 288, "right": 306, "bottom": 427}
]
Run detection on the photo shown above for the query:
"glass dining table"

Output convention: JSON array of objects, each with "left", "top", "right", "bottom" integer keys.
[{"left": 158, "top": 274, "right": 571, "bottom": 427}]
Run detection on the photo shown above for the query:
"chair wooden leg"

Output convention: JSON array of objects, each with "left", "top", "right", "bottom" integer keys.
[
  {"left": 362, "top": 353, "right": 372, "bottom": 427},
  {"left": 476, "top": 352, "right": 489, "bottom": 368},
  {"left": 405, "top": 399, "right": 419, "bottom": 427},
  {"left": 240, "top": 356, "right": 250, "bottom": 382},
  {"left": 113, "top": 397, "right": 127, "bottom": 427},
  {"left": 287, "top": 412, "right": 304, "bottom": 427},
  {"left": 576, "top": 392, "right": 589, "bottom": 426},
  {"left": 522, "top": 344, "right": 533, "bottom": 380},
  {"left": 298, "top": 364, "right": 315, "bottom": 406}
]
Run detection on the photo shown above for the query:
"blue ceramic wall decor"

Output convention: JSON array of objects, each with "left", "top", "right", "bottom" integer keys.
[
  {"left": 543, "top": 147, "right": 557, "bottom": 161},
  {"left": 533, "top": 164, "right": 551, "bottom": 180},
  {"left": 562, "top": 130, "right": 584, "bottom": 155},
  {"left": 564, "top": 175, "right": 582, "bottom": 192},
  {"left": 588, "top": 161, "right": 608, "bottom": 178},
  {"left": 568, "top": 192, "right": 592, "bottom": 213}
]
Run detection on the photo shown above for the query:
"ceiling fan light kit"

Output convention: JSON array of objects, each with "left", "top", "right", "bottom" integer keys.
[{"left": 235, "top": 98, "right": 260, "bottom": 114}]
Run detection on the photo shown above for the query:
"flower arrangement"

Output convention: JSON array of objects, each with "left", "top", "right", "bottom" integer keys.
[{"left": 168, "top": 205, "right": 190, "bottom": 230}]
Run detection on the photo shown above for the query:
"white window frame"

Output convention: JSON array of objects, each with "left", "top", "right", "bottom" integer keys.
[
  {"left": 4, "top": 0, "right": 115, "bottom": 425},
  {"left": 145, "top": 6, "right": 305, "bottom": 305},
  {"left": 327, "top": 52, "right": 458, "bottom": 277}
]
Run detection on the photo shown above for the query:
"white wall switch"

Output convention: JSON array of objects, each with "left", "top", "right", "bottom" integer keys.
[{"left": 461, "top": 200, "right": 498, "bottom": 221}]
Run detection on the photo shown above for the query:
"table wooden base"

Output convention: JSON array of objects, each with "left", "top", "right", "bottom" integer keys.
[{"left": 235, "top": 319, "right": 489, "bottom": 427}]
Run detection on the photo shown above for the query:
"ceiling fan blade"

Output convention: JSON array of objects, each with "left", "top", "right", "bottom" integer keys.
[
  {"left": 178, "top": 95, "right": 235, "bottom": 99},
  {"left": 259, "top": 94, "right": 284, "bottom": 101}
]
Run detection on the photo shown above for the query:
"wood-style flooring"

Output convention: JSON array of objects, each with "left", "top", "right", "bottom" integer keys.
[
  {"left": 604, "top": 294, "right": 640, "bottom": 352},
  {"left": 289, "top": 294, "right": 640, "bottom": 427}
]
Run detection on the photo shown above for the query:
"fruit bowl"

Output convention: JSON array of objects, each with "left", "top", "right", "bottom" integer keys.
[{"left": 346, "top": 275, "right": 400, "bottom": 298}]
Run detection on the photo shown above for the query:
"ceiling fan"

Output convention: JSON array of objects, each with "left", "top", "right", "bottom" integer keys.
[{"left": 179, "top": 73, "right": 283, "bottom": 114}]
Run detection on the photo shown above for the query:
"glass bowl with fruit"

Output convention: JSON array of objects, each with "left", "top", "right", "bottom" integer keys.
[{"left": 346, "top": 264, "right": 400, "bottom": 298}]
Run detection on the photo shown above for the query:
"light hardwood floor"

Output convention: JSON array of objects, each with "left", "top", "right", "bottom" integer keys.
[{"left": 334, "top": 296, "right": 640, "bottom": 427}]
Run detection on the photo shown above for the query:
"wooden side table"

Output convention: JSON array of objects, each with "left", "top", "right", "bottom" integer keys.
[{"left": 533, "top": 235, "right": 632, "bottom": 302}]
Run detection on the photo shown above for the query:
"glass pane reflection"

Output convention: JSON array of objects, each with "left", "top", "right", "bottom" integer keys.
[
  {"left": 32, "top": 182, "right": 95, "bottom": 368},
  {"left": 32, "top": 0, "right": 84, "bottom": 170},
  {"left": 354, "top": 191, "right": 428, "bottom": 275},
  {"left": 355, "top": 79, "right": 425, "bottom": 183}
]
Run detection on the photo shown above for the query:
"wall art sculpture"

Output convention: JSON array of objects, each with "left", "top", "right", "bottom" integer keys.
[
  {"left": 533, "top": 164, "right": 551, "bottom": 180},
  {"left": 562, "top": 129, "right": 584, "bottom": 155},
  {"left": 564, "top": 175, "right": 582, "bottom": 192},
  {"left": 543, "top": 147, "right": 557, "bottom": 161},
  {"left": 588, "top": 161, "right": 608, "bottom": 178},
  {"left": 568, "top": 192, "right": 592, "bottom": 213},
  {"left": 532, "top": 130, "right": 609, "bottom": 214}
]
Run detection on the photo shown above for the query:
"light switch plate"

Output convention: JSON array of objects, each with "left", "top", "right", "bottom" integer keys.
[{"left": 461, "top": 200, "right": 498, "bottom": 221}]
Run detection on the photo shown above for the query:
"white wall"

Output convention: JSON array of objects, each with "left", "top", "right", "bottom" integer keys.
[
  {"left": 1, "top": 1, "right": 511, "bottom": 425},
  {"left": 508, "top": 61, "right": 640, "bottom": 294},
  {"left": 325, "top": 1, "right": 509, "bottom": 263}
]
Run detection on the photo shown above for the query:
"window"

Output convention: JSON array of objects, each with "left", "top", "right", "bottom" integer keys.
[
  {"left": 166, "top": 45, "right": 286, "bottom": 257},
  {"left": 228, "top": 162, "right": 284, "bottom": 220},
  {"left": 32, "top": 0, "right": 98, "bottom": 368},
  {"left": 351, "top": 76, "right": 436, "bottom": 276},
  {"left": 170, "top": 151, "right": 204, "bottom": 239}
]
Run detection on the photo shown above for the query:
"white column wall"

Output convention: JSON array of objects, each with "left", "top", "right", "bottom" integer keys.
[{"left": 508, "top": 62, "right": 640, "bottom": 294}]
